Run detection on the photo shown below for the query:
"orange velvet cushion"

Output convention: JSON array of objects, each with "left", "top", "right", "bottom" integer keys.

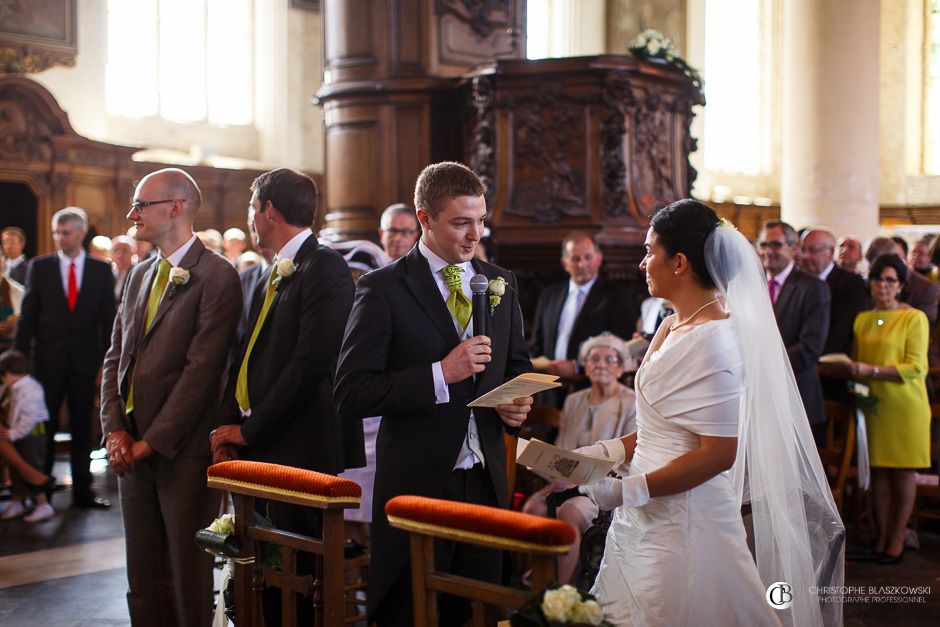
[
  {"left": 386, "top": 495, "right": 574, "bottom": 549},
  {"left": 207, "top": 461, "right": 362, "bottom": 499}
]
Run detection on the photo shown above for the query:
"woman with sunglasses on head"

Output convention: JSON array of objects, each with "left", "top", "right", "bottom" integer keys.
[{"left": 850, "top": 253, "right": 930, "bottom": 564}]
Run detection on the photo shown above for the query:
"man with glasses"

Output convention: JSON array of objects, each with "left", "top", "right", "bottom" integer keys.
[
  {"left": 100, "top": 168, "right": 242, "bottom": 626},
  {"left": 379, "top": 203, "right": 421, "bottom": 260},
  {"left": 14, "top": 207, "right": 115, "bottom": 507},
  {"left": 758, "top": 220, "right": 830, "bottom": 441},
  {"left": 800, "top": 228, "right": 871, "bottom": 403}
]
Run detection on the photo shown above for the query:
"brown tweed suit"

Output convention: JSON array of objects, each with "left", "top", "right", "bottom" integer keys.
[{"left": 100, "top": 237, "right": 241, "bottom": 627}]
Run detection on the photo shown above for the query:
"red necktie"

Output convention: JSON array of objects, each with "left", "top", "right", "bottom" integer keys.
[
  {"left": 67, "top": 261, "right": 78, "bottom": 311},
  {"left": 768, "top": 277, "right": 777, "bottom": 304}
]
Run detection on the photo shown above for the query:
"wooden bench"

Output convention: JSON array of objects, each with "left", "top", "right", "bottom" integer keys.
[
  {"left": 206, "top": 460, "right": 367, "bottom": 627},
  {"left": 386, "top": 495, "right": 575, "bottom": 627}
]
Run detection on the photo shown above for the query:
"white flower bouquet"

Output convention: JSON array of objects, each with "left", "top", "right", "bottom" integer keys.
[
  {"left": 627, "top": 29, "right": 703, "bottom": 89},
  {"left": 510, "top": 583, "right": 610, "bottom": 626}
]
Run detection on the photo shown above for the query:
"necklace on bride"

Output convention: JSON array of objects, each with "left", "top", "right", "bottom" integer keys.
[{"left": 669, "top": 298, "right": 719, "bottom": 331}]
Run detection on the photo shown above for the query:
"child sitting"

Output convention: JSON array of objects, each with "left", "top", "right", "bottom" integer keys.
[{"left": 0, "top": 350, "right": 54, "bottom": 523}]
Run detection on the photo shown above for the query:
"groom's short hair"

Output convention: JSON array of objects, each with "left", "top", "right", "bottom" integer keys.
[{"left": 414, "top": 162, "right": 485, "bottom": 219}]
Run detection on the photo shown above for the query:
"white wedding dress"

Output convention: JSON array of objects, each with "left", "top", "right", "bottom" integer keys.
[{"left": 591, "top": 318, "right": 781, "bottom": 627}]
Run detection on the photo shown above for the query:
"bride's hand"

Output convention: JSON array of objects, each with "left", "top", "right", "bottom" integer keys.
[
  {"left": 579, "top": 477, "right": 624, "bottom": 510},
  {"left": 574, "top": 438, "right": 627, "bottom": 465}
]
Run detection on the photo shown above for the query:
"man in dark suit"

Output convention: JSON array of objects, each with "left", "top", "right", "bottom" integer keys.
[
  {"left": 100, "top": 168, "right": 242, "bottom": 626},
  {"left": 210, "top": 168, "right": 358, "bottom": 623},
  {"left": 14, "top": 207, "right": 115, "bottom": 507},
  {"left": 758, "top": 220, "right": 830, "bottom": 438},
  {"left": 528, "top": 231, "right": 634, "bottom": 402},
  {"left": 236, "top": 221, "right": 274, "bottom": 340},
  {"left": 800, "top": 228, "right": 871, "bottom": 402},
  {"left": 2, "top": 227, "right": 29, "bottom": 285},
  {"left": 334, "top": 162, "right": 533, "bottom": 627}
]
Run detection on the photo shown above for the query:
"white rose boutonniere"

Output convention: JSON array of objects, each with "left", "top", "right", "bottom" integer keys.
[
  {"left": 169, "top": 267, "right": 190, "bottom": 286},
  {"left": 208, "top": 513, "right": 235, "bottom": 536},
  {"left": 273, "top": 258, "right": 297, "bottom": 288},
  {"left": 167, "top": 266, "right": 190, "bottom": 299},
  {"left": 487, "top": 276, "right": 509, "bottom": 315}
]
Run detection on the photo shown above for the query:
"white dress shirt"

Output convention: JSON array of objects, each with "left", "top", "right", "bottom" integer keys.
[
  {"left": 418, "top": 240, "right": 484, "bottom": 469},
  {"left": 57, "top": 250, "right": 86, "bottom": 295},
  {"left": 6, "top": 375, "right": 49, "bottom": 441},
  {"left": 554, "top": 275, "right": 597, "bottom": 360}
]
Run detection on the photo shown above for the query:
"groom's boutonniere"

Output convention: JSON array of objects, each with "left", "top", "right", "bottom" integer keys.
[
  {"left": 487, "top": 276, "right": 509, "bottom": 315},
  {"left": 273, "top": 258, "right": 296, "bottom": 289},
  {"left": 167, "top": 267, "right": 190, "bottom": 299}
]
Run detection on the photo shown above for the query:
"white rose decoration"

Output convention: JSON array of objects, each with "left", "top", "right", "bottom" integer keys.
[
  {"left": 570, "top": 599, "right": 605, "bottom": 625},
  {"left": 540, "top": 586, "right": 578, "bottom": 622},
  {"left": 208, "top": 513, "right": 235, "bottom": 536},
  {"left": 276, "top": 258, "right": 296, "bottom": 278},
  {"left": 487, "top": 277, "right": 506, "bottom": 297},
  {"left": 169, "top": 267, "right": 190, "bottom": 286}
]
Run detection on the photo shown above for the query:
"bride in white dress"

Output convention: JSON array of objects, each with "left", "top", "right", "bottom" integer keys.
[{"left": 579, "top": 200, "right": 844, "bottom": 627}]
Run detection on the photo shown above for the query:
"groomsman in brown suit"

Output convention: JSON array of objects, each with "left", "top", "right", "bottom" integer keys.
[{"left": 100, "top": 168, "right": 242, "bottom": 627}]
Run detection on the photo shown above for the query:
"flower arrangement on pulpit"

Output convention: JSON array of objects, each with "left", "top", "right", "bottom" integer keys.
[
  {"left": 510, "top": 583, "right": 612, "bottom": 626},
  {"left": 628, "top": 29, "right": 703, "bottom": 89}
]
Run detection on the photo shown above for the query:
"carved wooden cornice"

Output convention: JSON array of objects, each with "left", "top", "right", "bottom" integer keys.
[{"left": 0, "top": 45, "right": 75, "bottom": 74}]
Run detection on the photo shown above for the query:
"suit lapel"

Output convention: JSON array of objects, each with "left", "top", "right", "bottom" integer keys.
[
  {"left": 774, "top": 271, "right": 797, "bottom": 316},
  {"left": 132, "top": 257, "right": 158, "bottom": 342},
  {"left": 145, "top": 239, "right": 206, "bottom": 338},
  {"left": 402, "top": 248, "right": 461, "bottom": 346},
  {"left": 571, "top": 276, "right": 602, "bottom": 337},
  {"left": 47, "top": 256, "right": 72, "bottom": 315}
]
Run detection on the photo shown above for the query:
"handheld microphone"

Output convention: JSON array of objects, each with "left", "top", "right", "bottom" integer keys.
[{"left": 470, "top": 274, "right": 489, "bottom": 337}]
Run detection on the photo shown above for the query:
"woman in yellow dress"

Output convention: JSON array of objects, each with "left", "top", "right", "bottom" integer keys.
[{"left": 851, "top": 254, "right": 931, "bottom": 564}]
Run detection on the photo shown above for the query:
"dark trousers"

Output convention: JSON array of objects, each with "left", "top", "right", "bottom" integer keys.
[
  {"left": 11, "top": 434, "right": 46, "bottom": 500},
  {"left": 374, "top": 465, "right": 502, "bottom": 627},
  {"left": 39, "top": 367, "right": 96, "bottom": 501}
]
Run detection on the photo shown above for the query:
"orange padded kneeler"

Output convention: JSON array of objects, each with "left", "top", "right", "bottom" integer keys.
[
  {"left": 386, "top": 495, "right": 574, "bottom": 554},
  {"left": 207, "top": 460, "right": 361, "bottom": 505}
]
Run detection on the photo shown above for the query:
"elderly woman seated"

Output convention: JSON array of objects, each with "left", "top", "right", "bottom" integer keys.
[{"left": 522, "top": 333, "right": 636, "bottom": 583}]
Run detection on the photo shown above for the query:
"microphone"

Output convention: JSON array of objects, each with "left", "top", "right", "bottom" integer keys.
[{"left": 470, "top": 274, "right": 489, "bottom": 337}]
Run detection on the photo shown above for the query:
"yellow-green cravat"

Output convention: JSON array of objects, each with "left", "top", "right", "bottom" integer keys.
[
  {"left": 442, "top": 265, "right": 471, "bottom": 330},
  {"left": 127, "top": 259, "right": 171, "bottom": 414},
  {"left": 235, "top": 266, "right": 279, "bottom": 412}
]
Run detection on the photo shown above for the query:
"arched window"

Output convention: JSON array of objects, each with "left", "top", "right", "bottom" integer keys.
[
  {"left": 106, "top": 0, "right": 253, "bottom": 126},
  {"left": 925, "top": 0, "right": 940, "bottom": 174}
]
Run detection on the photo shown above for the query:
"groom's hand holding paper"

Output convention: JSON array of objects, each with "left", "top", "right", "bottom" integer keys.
[{"left": 495, "top": 395, "right": 533, "bottom": 428}]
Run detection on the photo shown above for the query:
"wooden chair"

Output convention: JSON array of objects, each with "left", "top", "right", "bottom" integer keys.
[
  {"left": 820, "top": 400, "right": 874, "bottom": 539},
  {"left": 911, "top": 409, "right": 940, "bottom": 531},
  {"left": 206, "top": 461, "right": 368, "bottom": 627},
  {"left": 386, "top": 495, "right": 575, "bottom": 627}
]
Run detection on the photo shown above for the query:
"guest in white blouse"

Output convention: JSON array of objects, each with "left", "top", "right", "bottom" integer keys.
[{"left": 522, "top": 332, "right": 636, "bottom": 583}]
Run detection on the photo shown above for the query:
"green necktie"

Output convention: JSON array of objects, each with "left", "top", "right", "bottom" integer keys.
[
  {"left": 127, "top": 259, "right": 171, "bottom": 414},
  {"left": 442, "top": 265, "right": 471, "bottom": 330},
  {"left": 235, "top": 266, "right": 279, "bottom": 412}
]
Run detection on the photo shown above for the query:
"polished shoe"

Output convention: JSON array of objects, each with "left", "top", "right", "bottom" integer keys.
[
  {"left": 879, "top": 550, "right": 904, "bottom": 565},
  {"left": 72, "top": 495, "right": 111, "bottom": 509},
  {"left": 24, "top": 503, "right": 54, "bottom": 523},
  {"left": 1, "top": 500, "right": 26, "bottom": 520}
]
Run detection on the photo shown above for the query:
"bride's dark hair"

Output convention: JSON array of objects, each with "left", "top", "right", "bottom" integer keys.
[{"left": 649, "top": 199, "right": 721, "bottom": 289}]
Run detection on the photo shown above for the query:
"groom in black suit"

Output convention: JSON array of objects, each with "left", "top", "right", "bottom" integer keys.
[
  {"left": 15, "top": 207, "right": 115, "bottom": 507},
  {"left": 335, "top": 161, "right": 533, "bottom": 627}
]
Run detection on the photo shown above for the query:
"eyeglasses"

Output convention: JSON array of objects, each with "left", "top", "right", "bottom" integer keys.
[
  {"left": 385, "top": 227, "right": 418, "bottom": 236},
  {"left": 586, "top": 355, "right": 622, "bottom": 366},
  {"left": 757, "top": 241, "right": 787, "bottom": 251},
  {"left": 129, "top": 198, "right": 183, "bottom": 213},
  {"left": 872, "top": 277, "right": 900, "bottom": 285}
]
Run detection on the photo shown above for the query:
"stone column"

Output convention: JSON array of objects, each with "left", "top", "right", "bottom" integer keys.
[{"left": 780, "top": 0, "right": 880, "bottom": 239}]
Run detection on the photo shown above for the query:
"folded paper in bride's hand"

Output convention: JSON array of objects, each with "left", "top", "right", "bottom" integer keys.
[
  {"left": 467, "top": 372, "right": 561, "bottom": 408},
  {"left": 516, "top": 438, "right": 616, "bottom": 485}
]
